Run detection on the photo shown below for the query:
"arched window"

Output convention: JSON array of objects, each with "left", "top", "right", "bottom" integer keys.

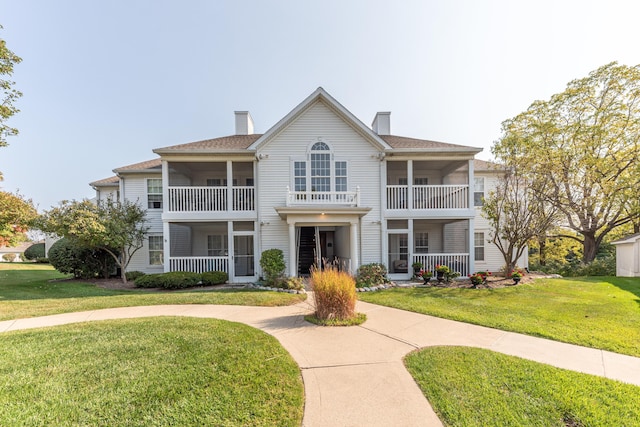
[{"left": 293, "top": 141, "right": 348, "bottom": 196}]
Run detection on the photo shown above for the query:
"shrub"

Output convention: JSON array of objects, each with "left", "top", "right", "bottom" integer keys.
[
  {"left": 260, "top": 249, "right": 286, "bottom": 285},
  {"left": 311, "top": 268, "right": 357, "bottom": 321},
  {"left": 134, "top": 271, "right": 202, "bottom": 289},
  {"left": 35, "top": 257, "right": 49, "bottom": 263},
  {"left": 356, "top": 263, "right": 388, "bottom": 288},
  {"left": 48, "top": 238, "right": 117, "bottom": 279},
  {"left": 2, "top": 253, "right": 16, "bottom": 262},
  {"left": 201, "top": 271, "right": 228, "bottom": 286},
  {"left": 125, "top": 271, "right": 146, "bottom": 281},
  {"left": 23, "top": 243, "right": 45, "bottom": 260}
]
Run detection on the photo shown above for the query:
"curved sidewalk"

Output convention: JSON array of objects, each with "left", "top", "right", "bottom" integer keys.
[{"left": 2, "top": 299, "right": 640, "bottom": 427}]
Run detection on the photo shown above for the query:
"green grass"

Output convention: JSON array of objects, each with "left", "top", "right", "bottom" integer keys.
[
  {"left": 405, "top": 346, "right": 640, "bottom": 426},
  {"left": 304, "top": 312, "right": 367, "bottom": 326},
  {"left": 0, "top": 317, "right": 304, "bottom": 426},
  {"left": 359, "top": 277, "right": 640, "bottom": 356},
  {"left": 0, "top": 264, "right": 306, "bottom": 321}
]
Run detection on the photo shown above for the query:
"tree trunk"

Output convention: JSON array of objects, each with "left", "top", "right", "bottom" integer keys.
[
  {"left": 582, "top": 233, "right": 599, "bottom": 263},
  {"left": 538, "top": 235, "right": 547, "bottom": 266}
]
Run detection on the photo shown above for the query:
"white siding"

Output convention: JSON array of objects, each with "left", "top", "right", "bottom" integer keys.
[
  {"left": 120, "top": 173, "right": 164, "bottom": 274},
  {"left": 256, "top": 100, "right": 383, "bottom": 271}
]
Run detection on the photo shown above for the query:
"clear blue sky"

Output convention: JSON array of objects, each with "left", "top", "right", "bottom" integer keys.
[{"left": 1, "top": 0, "right": 639, "bottom": 211}]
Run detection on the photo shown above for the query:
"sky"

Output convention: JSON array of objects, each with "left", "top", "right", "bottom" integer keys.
[{"left": 1, "top": 0, "right": 639, "bottom": 211}]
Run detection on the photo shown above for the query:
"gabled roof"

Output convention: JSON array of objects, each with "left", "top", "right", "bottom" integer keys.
[
  {"left": 153, "top": 134, "right": 262, "bottom": 154},
  {"left": 474, "top": 159, "right": 502, "bottom": 171},
  {"left": 248, "top": 87, "right": 393, "bottom": 152},
  {"left": 89, "top": 175, "right": 120, "bottom": 187},
  {"left": 113, "top": 158, "right": 162, "bottom": 174}
]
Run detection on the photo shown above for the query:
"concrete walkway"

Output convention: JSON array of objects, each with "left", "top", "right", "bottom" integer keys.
[{"left": 2, "top": 299, "right": 640, "bottom": 427}]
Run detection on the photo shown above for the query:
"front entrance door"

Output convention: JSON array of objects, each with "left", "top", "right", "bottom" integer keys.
[{"left": 233, "top": 235, "right": 254, "bottom": 278}]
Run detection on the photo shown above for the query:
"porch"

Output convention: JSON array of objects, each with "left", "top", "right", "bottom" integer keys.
[
  {"left": 385, "top": 159, "right": 474, "bottom": 212},
  {"left": 165, "top": 160, "right": 255, "bottom": 213},
  {"left": 164, "top": 221, "right": 256, "bottom": 282}
]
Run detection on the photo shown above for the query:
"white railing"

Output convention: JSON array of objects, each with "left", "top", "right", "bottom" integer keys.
[
  {"left": 387, "top": 185, "right": 468, "bottom": 210},
  {"left": 169, "top": 256, "right": 229, "bottom": 274},
  {"left": 168, "top": 186, "right": 255, "bottom": 212},
  {"left": 412, "top": 253, "right": 470, "bottom": 277},
  {"left": 286, "top": 186, "right": 360, "bottom": 206}
]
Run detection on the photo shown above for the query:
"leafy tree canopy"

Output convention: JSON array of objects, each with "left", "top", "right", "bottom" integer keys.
[
  {"left": 0, "top": 25, "right": 22, "bottom": 180},
  {"left": 38, "top": 198, "right": 148, "bottom": 282},
  {"left": 493, "top": 62, "right": 640, "bottom": 262},
  {"left": 0, "top": 190, "right": 37, "bottom": 246}
]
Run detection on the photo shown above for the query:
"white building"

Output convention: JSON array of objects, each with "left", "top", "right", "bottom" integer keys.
[
  {"left": 90, "top": 88, "right": 522, "bottom": 281},
  {"left": 612, "top": 233, "right": 640, "bottom": 277}
]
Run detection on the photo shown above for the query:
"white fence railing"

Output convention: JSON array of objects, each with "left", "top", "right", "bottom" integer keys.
[
  {"left": 386, "top": 185, "right": 468, "bottom": 210},
  {"left": 169, "top": 256, "right": 229, "bottom": 274},
  {"left": 286, "top": 186, "right": 360, "bottom": 206},
  {"left": 412, "top": 253, "right": 470, "bottom": 277},
  {"left": 168, "top": 186, "right": 254, "bottom": 212}
]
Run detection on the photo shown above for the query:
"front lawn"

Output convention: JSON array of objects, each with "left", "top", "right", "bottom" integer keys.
[
  {"left": 406, "top": 346, "right": 640, "bottom": 426},
  {"left": 0, "top": 317, "right": 304, "bottom": 426},
  {"left": 0, "top": 264, "right": 306, "bottom": 321},
  {"left": 359, "top": 277, "right": 640, "bottom": 357}
]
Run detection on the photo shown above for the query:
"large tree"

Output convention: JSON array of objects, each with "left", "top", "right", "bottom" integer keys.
[
  {"left": 39, "top": 198, "right": 148, "bottom": 283},
  {"left": 0, "top": 190, "right": 37, "bottom": 246},
  {"left": 493, "top": 62, "right": 640, "bottom": 263},
  {"left": 0, "top": 25, "right": 22, "bottom": 180},
  {"left": 482, "top": 167, "right": 556, "bottom": 275}
]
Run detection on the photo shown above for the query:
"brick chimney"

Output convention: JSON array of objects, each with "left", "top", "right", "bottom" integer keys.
[
  {"left": 234, "top": 111, "right": 254, "bottom": 135},
  {"left": 371, "top": 112, "right": 391, "bottom": 135}
]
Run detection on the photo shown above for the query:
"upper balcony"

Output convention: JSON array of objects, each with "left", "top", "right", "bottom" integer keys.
[
  {"left": 164, "top": 160, "right": 255, "bottom": 218},
  {"left": 385, "top": 159, "right": 474, "bottom": 216},
  {"left": 286, "top": 186, "right": 360, "bottom": 207}
]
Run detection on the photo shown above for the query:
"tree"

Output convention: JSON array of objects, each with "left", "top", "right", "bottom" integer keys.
[
  {"left": 38, "top": 198, "right": 148, "bottom": 283},
  {"left": 0, "top": 25, "right": 23, "bottom": 180},
  {"left": 482, "top": 167, "right": 556, "bottom": 275},
  {"left": 493, "top": 62, "right": 640, "bottom": 263},
  {"left": 0, "top": 190, "right": 37, "bottom": 246}
]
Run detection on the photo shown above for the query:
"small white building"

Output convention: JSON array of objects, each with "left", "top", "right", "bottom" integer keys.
[
  {"left": 90, "top": 88, "right": 525, "bottom": 281},
  {"left": 612, "top": 233, "right": 640, "bottom": 277}
]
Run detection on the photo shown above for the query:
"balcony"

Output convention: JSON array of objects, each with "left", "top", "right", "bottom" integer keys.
[
  {"left": 168, "top": 186, "right": 255, "bottom": 213},
  {"left": 286, "top": 186, "right": 360, "bottom": 207},
  {"left": 386, "top": 185, "right": 468, "bottom": 210}
]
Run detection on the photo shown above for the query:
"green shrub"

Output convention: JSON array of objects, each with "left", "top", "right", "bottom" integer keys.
[
  {"left": 2, "top": 253, "right": 17, "bottom": 262},
  {"left": 356, "top": 263, "right": 388, "bottom": 288},
  {"left": 35, "top": 257, "right": 49, "bottom": 263},
  {"left": 201, "top": 271, "right": 228, "bottom": 286},
  {"left": 134, "top": 274, "right": 161, "bottom": 288},
  {"left": 311, "top": 268, "right": 357, "bottom": 321},
  {"left": 269, "top": 276, "right": 305, "bottom": 290},
  {"left": 134, "top": 272, "right": 202, "bottom": 289},
  {"left": 125, "top": 271, "right": 146, "bottom": 281},
  {"left": 23, "top": 243, "right": 45, "bottom": 260},
  {"left": 48, "top": 238, "right": 117, "bottom": 279},
  {"left": 260, "top": 249, "right": 286, "bottom": 286}
]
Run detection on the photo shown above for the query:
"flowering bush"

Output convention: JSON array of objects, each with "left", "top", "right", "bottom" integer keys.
[
  {"left": 356, "top": 263, "right": 388, "bottom": 288},
  {"left": 469, "top": 272, "right": 485, "bottom": 285},
  {"left": 511, "top": 270, "right": 524, "bottom": 279},
  {"left": 417, "top": 269, "right": 432, "bottom": 278}
]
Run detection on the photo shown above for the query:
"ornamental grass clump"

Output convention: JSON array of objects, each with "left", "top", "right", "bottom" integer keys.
[{"left": 311, "top": 268, "right": 357, "bottom": 321}]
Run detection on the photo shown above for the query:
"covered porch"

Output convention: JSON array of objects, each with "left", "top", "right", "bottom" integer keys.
[
  {"left": 386, "top": 218, "right": 474, "bottom": 278},
  {"left": 164, "top": 220, "right": 256, "bottom": 282}
]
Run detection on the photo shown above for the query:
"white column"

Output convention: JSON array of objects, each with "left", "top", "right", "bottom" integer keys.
[
  {"left": 163, "top": 221, "right": 170, "bottom": 273},
  {"left": 227, "top": 160, "right": 233, "bottom": 212},
  {"left": 468, "top": 159, "right": 474, "bottom": 210},
  {"left": 289, "top": 222, "right": 297, "bottom": 277},
  {"left": 468, "top": 218, "right": 475, "bottom": 275},
  {"left": 228, "top": 221, "right": 235, "bottom": 280},
  {"left": 350, "top": 221, "right": 359, "bottom": 274},
  {"left": 161, "top": 160, "right": 169, "bottom": 211},
  {"left": 407, "top": 160, "right": 413, "bottom": 211}
]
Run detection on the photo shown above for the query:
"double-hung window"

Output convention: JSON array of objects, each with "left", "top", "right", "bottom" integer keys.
[
  {"left": 474, "top": 232, "right": 485, "bottom": 261},
  {"left": 147, "top": 179, "right": 163, "bottom": 209},
  {"left": 148, "top": 235, "right": 163, "bottom": 265},
  {"left": 474, "top": 177, "right": 485, "bottom": 207}
]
